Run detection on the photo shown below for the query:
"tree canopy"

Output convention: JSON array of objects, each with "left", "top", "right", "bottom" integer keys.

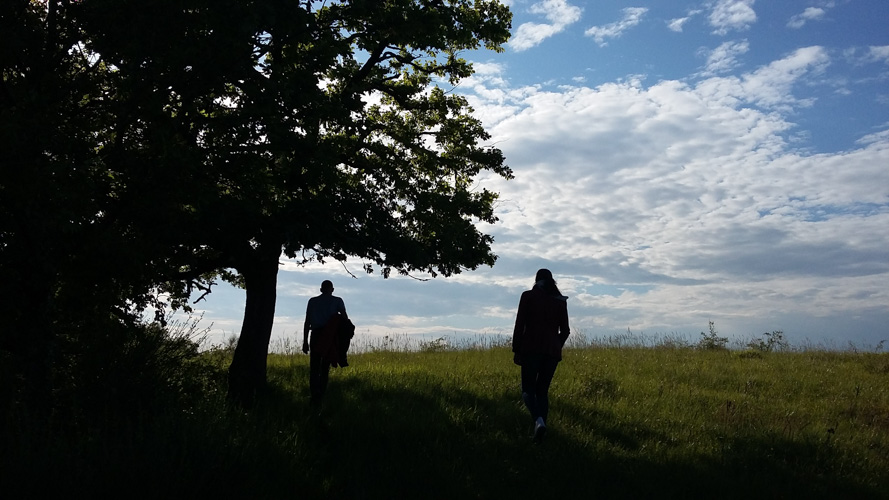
[{"left": 76, "top": 0, "right": 513, "bottom": 276}]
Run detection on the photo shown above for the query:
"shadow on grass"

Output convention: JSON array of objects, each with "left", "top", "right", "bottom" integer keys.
[
  {"left": 4, "top": 360, "right": 881, "bottom": 500},
  {"left": 256, "top": 364, "right": 883, "bottom": 500},
  {"left": 553, "top": 398, "right": 880, "bottom": 500}
]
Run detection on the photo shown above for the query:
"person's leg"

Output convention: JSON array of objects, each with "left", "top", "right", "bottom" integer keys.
[
  {"left": 309, "top": 353, "right": 322, "bottom": 402},
  {"left": 534, "top": 357, "right": 559, "bottom": 423},
  {"left": 318, "top": 357, "right": 331, "bottom": 398},
  {"left": 520, "top": 354, "right": 542, "bottom": 420}
]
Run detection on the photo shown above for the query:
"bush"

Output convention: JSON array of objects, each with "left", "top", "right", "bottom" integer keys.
[
  {"left": 747, "top": 330, "right": 789, "bottom": 352},
  {"left": 75, "top": 314, "right": 224, "bottom": 419},
  {"left": 420, "top": 337, "right": 450, "bottom": 353},
  {"left": 3, "top": 312, "right": 224, "bottom": 428},
  {"left": 1, "top": 314, "right": 230, "bottom": 498},
  {"left": 696, "top": 321, "right": 728, "bottom": 350}
]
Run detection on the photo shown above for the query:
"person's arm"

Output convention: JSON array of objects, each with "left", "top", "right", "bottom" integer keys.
[
  {"left": 337, "top": 297, "right": 348, "bottom": 321},
  {"left": 558, "top": 301, "right": 570, "bottom": 346},
  {"left": 303, "top": 301, "right": 311, "bottom": 354},
  {"left": 512, "top": 292, "right": 528, "bottom": 364}
]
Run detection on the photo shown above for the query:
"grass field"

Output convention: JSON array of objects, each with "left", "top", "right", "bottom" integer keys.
[{"left": 3, "top": 342, "right": 888, "bottom": 499}]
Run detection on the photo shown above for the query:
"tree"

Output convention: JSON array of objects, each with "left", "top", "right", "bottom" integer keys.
[
  {"left": 71, "top": 0, "right": 513, "bottom": 405},
  {"left": 1, "top": 0, "right": 220, "bottom": 410}
]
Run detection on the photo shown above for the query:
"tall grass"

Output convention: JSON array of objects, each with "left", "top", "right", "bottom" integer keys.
[{"left": 3, "top": 336, "right": 887, "bottom": 499}]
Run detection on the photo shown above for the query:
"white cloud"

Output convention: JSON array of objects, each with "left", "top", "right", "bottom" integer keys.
[
  {"left": 698, "top": 39, "right": 750, "bottom": 76},
  {"left": 510, "top": 0, "right": 582, "bottom": 51},
  {"left": 695, "top": 46, "right": 830, "bottom": 111},
  {"left": 510, "top": 24, "right": 563, "bottom": 52},
  {"left": 709, "top": 0, "right": 757, "bottom": 35},
  {"left": 787, "top": 7, "right": 826, "bottom": 29},
  {"left": 842, "top": 45, "right": 889, "bottom": 68},
  {"left": 529, "top": 0, "right": 581, "bottom": 25},
  {"left": 856, "top": 127, "right": 889, "bottom": 145},
  {"left": 460, "top": 47, "right": 888, "bottom": 343},
  {"left": 585, "top": 7, "right": 648, "bottom": 47},
  {"left": 865, "top": 45, "right": 889, "bottom": 64},
  {"left": 667, "top": 17, "right": 690, "bottom": 33},
  {"left": 667, "top": 9, "right": 703, "bottom": 33}
]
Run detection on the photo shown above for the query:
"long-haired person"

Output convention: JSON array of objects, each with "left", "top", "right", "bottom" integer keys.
[{"left": 512, "top": 269, "right": 570, "bottom": 442}]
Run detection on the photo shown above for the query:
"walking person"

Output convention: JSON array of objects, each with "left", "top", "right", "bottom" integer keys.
[
  {"left": 512, "top": 269, "right": 570, "bottom": 442},
  {"left": 303, "top": 280, "right": 349, "bottom": 406}
]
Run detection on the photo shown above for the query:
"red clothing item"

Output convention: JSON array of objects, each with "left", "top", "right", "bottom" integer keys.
[
  {"left": 512, "top": 287, "right": 570, "bottom": 361},
  {"left": 312, "top": 315, "right": 356, "bottom": 368}
]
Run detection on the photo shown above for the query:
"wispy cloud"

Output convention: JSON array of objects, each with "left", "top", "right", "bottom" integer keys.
[
  {"left": 696, "top": 46, "right": 831, "bottom": 111},
  {"left": 865, "top": 45, "right": 889, "bottom": 64},
  {"left": 787, "top": 7, "right": 827, "bottom": 29},
  {"left": 585, "top": 7, "right": 648, "bottom": 47},
  {"left": 709, "top": 0, "right": 757, "bottom": 35},
  {"left": 698, "top": 39, "right": 750, "bottom": 76},
  {"left": 667, "top": 9, "right": 703, "bottom": 33},
  {"left": 667, "top": 17, "right": 690, "bottom": 33},
  {"left": 843, "top": 45, "right": 889, "bottom": 66},
  {"left": 510, "top": 0, "right": 582, "bottom": 52}
]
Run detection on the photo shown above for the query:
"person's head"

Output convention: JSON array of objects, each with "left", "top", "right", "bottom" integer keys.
[
  {"left": 534, "top": 268, "right": 562, "bottom": 297},
  {"left": 320, "top": 280, "right": 334, "bottom": 294},
  {"left": 535, "top": 268, "right": 554, "bottom": 283}
]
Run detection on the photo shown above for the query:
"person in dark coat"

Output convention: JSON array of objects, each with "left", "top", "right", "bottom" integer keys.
[
  {"left": 303, "top": 280, "right": 349, "bottom": 405},
  {"left": 512, "top": 269, "right": 570, "bottom": 442}
]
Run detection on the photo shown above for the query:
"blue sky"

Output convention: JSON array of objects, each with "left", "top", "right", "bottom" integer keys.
[{"left": 190, "top": 0, "right": 888, "bottom": 350}]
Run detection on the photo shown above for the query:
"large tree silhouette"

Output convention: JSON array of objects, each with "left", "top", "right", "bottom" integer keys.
[
  {"left": 77, "top": 0, "right": 512, "bottom": 404},
  {"left": 2, "top": 0, "right": 512, "bottom": 406}
]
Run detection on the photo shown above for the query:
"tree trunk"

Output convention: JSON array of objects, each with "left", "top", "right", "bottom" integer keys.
[{"left": 227, "top": 244, "right": 280, "bottom": 407}]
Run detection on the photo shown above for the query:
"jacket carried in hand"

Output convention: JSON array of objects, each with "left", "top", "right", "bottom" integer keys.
[
  {"left": 512, "top": 287, "right": 570, "bottom": 361},
  {"left": 313, "top": 314, "right": 356, "bottom": 368}
]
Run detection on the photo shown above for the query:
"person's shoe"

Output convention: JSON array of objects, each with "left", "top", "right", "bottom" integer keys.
[{"left": 533, "top": 417, "right": 547, "bottom": 442}]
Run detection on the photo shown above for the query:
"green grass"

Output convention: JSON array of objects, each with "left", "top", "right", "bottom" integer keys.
[{"left": 4, "top": 345, "right": 888, "bottom": 499}]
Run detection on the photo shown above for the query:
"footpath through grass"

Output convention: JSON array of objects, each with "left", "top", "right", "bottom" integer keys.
[{"left": 4, "top": 345, "right": 888, "bottom": 499}]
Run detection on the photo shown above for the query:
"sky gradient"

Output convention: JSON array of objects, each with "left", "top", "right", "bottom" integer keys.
[{"left": 190, "top": 0, "right": 889, "bottom": 350}]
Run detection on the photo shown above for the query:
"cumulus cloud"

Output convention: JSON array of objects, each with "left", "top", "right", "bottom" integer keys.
[
  {"left": 787, "top": 7, "right": 826, "bottom": 29},
  {"left": 709, "top": 0, "right": 757, "bottom": 35},
  {"left": 266, "top": 44, "right": 881, "bottom": 344},
  {"left": 462, "top": 46, "right": 887, "bottom": 342},
  {"left": 585, "top": 7, "right": 648, "bottom": 47},
  {"left": 510, "top": 0, "right": 582, "bottom": 51}
]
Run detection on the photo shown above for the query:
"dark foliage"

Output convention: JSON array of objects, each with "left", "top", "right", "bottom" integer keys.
[{"left": 1, "top": 0, "right": 513, "bottom": 409}]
